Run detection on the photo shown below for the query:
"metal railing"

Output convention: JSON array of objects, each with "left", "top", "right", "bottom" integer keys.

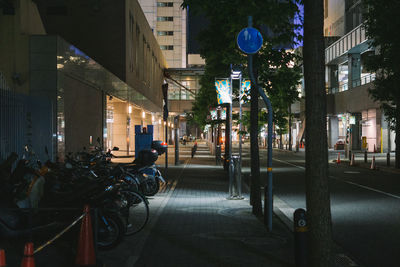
[
  {"left": 325, "top": 23, "right": 367, "bottom": 64},
  {"left": 328, "top": 73, "right": 376, "bottom": 94}
]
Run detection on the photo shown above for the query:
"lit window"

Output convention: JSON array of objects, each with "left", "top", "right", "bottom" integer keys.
[
  {"left": 157, "top": 31, "right": 174, "bottom": 36},
  {"left": 160, "top": 45, "right": 174, "bottom": 50},
  {"left": 157, "top": 2, "right": 173, "bottom": 7},
  {"left": 157, "top": 16, "right": 173, "bottom": 21}
]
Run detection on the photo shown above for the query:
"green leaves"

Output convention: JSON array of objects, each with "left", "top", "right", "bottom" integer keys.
[
  {"left": 363, "top": 0, "right": 400, "bottom": 128},
  {"left": 183, "top": 0, "right": 303, "bottom": 131}
]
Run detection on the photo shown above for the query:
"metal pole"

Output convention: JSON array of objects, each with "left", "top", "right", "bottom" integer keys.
[
  {"left": 165, "top": 122, "right": 168, "bottom": 170},
  {"left": 239, "top": 74, "right": 243, "bottom": 169},
  {"left": 228, "top": 75, "right": 234, "bottom": 198},
  {"left": 175, "top": 115, "right": 179, "bottom": 165},
  {"left": 248, "top": 15, "right": 273, "bottom": 231}
]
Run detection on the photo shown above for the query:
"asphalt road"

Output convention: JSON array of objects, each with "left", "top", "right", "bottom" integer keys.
[{"left": 239, "top": 146, "right": 400, "bottom": 267}]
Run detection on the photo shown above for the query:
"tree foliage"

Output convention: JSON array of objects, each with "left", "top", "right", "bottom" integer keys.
[
  {"left": 363, "top": 0, "right": 400, "bottom": 168},
  {"left": 182, "top": 0, "right": 302, "bottom": 131}
]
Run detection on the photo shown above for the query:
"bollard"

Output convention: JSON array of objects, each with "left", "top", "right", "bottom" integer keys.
[
  {"left": 387, "top": 152, "right": 390, "bottom": 167},
  {"left": 294, "top": 209, "right": 307, "bottom": 267},
  {"left": 349, "top": 150, "right": 352, "bottom": 162},
  {"left": 364, "top": 150, "right": 367, "bottom": 163},
  {"left": 228, "top": 157, "right": 234, "bottom": 197}
]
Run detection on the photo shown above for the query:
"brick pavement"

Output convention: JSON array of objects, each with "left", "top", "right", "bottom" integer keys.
[{"left": 101, "top": 144, "right": 295, "bottom": 267}]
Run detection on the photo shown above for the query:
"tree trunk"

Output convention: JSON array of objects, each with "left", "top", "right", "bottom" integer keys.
[
  {"left": 289, "top": 105, "right": 292, "bottom": 151},
  {"left": 304, "top": 0, "right": 334, "bottom": 266},
  {"left": 250, "top": 66, "right": 262, "bottom": 215},
  {"left": 395, "top": 99, "right": 400, "bottom": 168}
]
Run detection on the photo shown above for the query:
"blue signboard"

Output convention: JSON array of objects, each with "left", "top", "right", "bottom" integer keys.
[{"left": 237, "top": 27, "right": 263, "bottom": 54}]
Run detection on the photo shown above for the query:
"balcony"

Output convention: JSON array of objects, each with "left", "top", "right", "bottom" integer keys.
[
  {"left": 328, "top": 73, "right": 376, "bottom": 94},
  {"left": 325, "top": 23, "right": 368, "bottom": 64}
]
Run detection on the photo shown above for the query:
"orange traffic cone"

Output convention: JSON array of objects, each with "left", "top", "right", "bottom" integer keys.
[
  {"left": 350, "top": 153, "right": 355, "bottom": 166},
  {"left": 76, "top": 205, "right": 96, "bottom": 267},
  {"left": 20, "top": 242, "right": 35, "bottom": 267},
  {"left": 0, "top": 249, "right": 6, "bottom": 267},
  {"left": 370, "top": 156, "right": 376, "bottom": 170},
  {"left": 337, "top": 152, "right": 341, "bottom": 164}
]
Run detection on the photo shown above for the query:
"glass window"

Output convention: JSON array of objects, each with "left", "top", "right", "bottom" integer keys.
[
  {"left": 157, "top": 2, "right": 173, "bottom": 7},
  {"left": 157, "top": 16, "right": 173, "bottom": 21},
  {"left": 157, "top": 31, "right": 174, "bottom": 36},
  {"left": 160, "top": 45, "right": 174, "bottom": 50}
]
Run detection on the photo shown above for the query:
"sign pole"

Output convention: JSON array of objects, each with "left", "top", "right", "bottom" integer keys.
[{"left": 238, "top": 16, "right": 273, "bottom": 231}]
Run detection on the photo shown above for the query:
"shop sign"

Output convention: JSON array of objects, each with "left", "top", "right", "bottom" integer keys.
[
  {"left": 215, "top": 79, "right": 232, "bottom": 104},
  {"left": 240, "top": 79, "right": 251, "bottom": 104}
]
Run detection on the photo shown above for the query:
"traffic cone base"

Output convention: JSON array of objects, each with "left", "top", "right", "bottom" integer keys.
[
  {"left": 75, "top": 205, "right": 96, "bottom": 266},
  {"left": 0, "top": 249, "right": 6, "bottom": 267},
  {"left": 21, "top": 242, "right": 35, "bottom": 267}
]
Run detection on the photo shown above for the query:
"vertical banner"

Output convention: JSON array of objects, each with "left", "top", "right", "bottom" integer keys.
[
  {"left": 240, "top": 79, "right": 251, "bottom": 104},
  {"left": 215, "top": 79, "right": 232, "bottom": 104}
]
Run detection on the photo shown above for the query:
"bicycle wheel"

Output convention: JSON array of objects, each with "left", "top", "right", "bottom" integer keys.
[{"left": 120, "top": 190, "right": 149, "bottom": 236}]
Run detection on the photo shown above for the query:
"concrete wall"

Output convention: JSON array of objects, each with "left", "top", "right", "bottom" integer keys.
[
  {"left": 63, "top": 75, "right": 103, "bottom": 154},
  {"left": 326, "top": 83, "right": 380, "bottom": 115},
  {"left": 0, "top": 0, "right": 46, "bottom": 94}
]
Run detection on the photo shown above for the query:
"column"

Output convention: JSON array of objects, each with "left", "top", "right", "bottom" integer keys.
[{"left": 348, "top": 53, "right": 361, "bottom": 89}]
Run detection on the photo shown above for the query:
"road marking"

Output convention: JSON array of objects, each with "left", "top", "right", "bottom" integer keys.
[
  {"left": 273, "top": 158, "right": 305, "bottom": 170},
  {"left": 343, "top": 171, "right": 360, "bottom": 174},
  {"left": 274, "top": 157, "right": 400, "bottom": 200},
  {"left": 329, "top": 176, "right": 400, "bottom": 200}
]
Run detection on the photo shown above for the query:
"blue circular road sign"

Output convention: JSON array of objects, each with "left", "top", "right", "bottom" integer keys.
[{"left": 237, "top": 27, "right": 263, "bottom": 54}]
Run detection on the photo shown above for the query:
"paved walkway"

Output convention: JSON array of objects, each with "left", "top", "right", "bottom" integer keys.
[{"left": 100, "top": 143, "right": 295, "bottom": 267}]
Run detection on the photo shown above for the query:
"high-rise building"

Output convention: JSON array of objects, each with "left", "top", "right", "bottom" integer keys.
[{"left": 138, "top": 0, "right": 187, "bottom": 68}]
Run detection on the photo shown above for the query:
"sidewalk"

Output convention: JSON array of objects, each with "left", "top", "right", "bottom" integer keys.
[{"left": 100, "top": 143, "right": 295, "bottom": 267}]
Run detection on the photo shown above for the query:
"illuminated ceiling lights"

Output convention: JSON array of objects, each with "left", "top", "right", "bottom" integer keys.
[{"left": 142, "top": 111, "right": 146, "bottom": 118}]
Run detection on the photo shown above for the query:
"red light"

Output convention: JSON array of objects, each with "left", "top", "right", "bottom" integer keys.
[{"left": 161, "top": 142, "right": 167, "bottom": 146}]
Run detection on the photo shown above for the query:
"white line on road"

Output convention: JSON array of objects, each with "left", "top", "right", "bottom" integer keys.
[
  {"left": 329, "top": 176, "right": 400, "bottom": 200},
  {"left": 273, "top": 158, "right": 305, "bottom": 170},
  {"left": 273, "top": 157, "right": 400, "bottom": 200}
]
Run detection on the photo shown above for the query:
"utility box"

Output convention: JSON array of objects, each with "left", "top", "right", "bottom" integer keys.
[{"left": 135, "top": 125, "right": 154, "bottom": 156}]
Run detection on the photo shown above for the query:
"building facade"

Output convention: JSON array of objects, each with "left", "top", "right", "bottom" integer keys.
[
  {"left": 324, "top": 0, "right": 396, "bottom": 152},
  {"left": 138, "top": 0, "right": 187, "bottom": 68},
  {"left": 1, "top": 0, "right": 170, "bottom": 161}
]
